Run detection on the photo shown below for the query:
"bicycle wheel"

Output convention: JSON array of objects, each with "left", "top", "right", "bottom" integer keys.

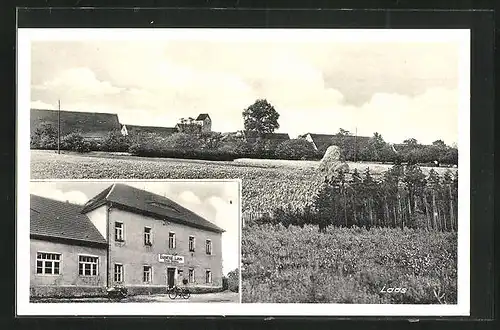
[
  {"left": 168, "top": 289, "right": 177, "bottom": 300},
  {"left": 182, "top": 289, "right": 190, "bottom": 299}
]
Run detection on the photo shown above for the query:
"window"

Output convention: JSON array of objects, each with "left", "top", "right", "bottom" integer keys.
[
  {"left": 205, "top": 270, "right": 212, "bottom": 284},
  {"left": 79, "top": 255, "right": 98, "bottom": 276},
  {"left": 115, "top": 222, "right": 124, "bottom": 241},
  {"left": 144, "top": 227, "right": 152, "bottom": 246},
  {"left": 188, "top": 268, "right": 195, "bottom": 283},
  {"left": 143, "top": 266, "right": 152, "bottom": 283},
  {"left": 189, "top": 236, "right": 195, "bottom": 252},
  {"left": 206, "top": 239, "right": 212, "bottom": 255},
  {"left": 114, "top": 264, "right": 123, "bottom": 282},
  {"left": 36, "top": 252, "right": 61, "bottom": 275},
  {"left": 168, "top": 232, "right": 176, "bottom": 249}
]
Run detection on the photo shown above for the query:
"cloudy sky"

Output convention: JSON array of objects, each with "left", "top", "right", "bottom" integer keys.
[
  {"left": 30, "top": 180, "right": 240, "bottom": 275},
  {"left": 30, "top": 30, "right": 464, "bottom": 145}
]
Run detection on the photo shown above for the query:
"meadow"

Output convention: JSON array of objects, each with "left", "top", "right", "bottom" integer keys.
[
  {"left": 242, "top": 224, "right": 457, "bottom": 304},
  {"left": 30, "top": 150, "right": 456, "bottom": 215}
]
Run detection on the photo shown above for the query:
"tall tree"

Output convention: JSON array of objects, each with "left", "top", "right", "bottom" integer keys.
[{"left": 242, "top": 99, "right": 280, "bottom": 136}]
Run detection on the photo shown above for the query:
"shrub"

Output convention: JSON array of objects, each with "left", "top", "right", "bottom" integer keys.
[
  {"left": 102, "top": 130, "right": 131, "bottom": 152},
  {"left": 31, "top": 123, "right": 58, "bottom": 150},
  {"left": 61, "top": 133, "right": 91, "bottom": 153},
  {"left": 275, "top": 139, "right": 318, "bottom": 160},
  {"left": 164, "top": 132, "right": 202, "bottom": 150},
  {"left": 227, "top": 268, "right": 239, "bottom": 293}
]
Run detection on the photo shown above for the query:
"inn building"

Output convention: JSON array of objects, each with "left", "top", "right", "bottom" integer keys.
[{"left": 30, "top": 183, "right": 225, "bottom": 297}]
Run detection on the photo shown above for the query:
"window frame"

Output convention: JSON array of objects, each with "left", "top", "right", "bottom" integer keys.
[
  {"left": 78, "top": 254, "right": 99, "bottom": 277},
  {"left": 205, "top": 239, "right": 212, "bottom": 255},
  {"left": 188, "top": 268, "right": 195, "bottom": 283},
  {"left": 205, "top": 269, "right": 212, "bottom": 284},
  {"left": 115, "top": 221, "right": 124, "bottom": 242},
  {"left": 143, "top": 265, "right": 152, "bottom": 283},
  {"left": 144, "top": 226, "right": 152, "bottom": 246},
  {"left": 35, "top": 251, "right": 62, "bottom": 276},
  {"left": 114, "top": 263, "right": 124, "bottom": 282},
  {"left": 189, "top": 235, "right": 195, "bottom": 252},
  {"left": 168, "top": 231, "right": 176, "bottom": 249}
]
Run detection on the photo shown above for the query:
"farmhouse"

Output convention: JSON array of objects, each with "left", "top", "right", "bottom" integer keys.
[
  {"left": 30, "top": 195, "right": 108, "bottom": 298},
  {"left": 175, "top": 113, "right": 212, "bottom": 133},
  {"left": 301, "top": 133, "right": 371, "bottom": 152},
  {"left": 121, "top": 124, "right": 178, "bottom": 139},
  {"left": 30, "top": 183, "right": 225, "bottom": 298},
  {"left": 30, "top": 108, "right": 121, "bottom": 141}
]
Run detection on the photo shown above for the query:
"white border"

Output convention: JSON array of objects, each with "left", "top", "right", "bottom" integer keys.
[{"left": 17, "top": 28, "right": 470, "bottom": 316}]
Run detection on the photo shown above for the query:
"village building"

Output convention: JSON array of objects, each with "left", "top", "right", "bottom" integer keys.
[
  {"left": 30, "top": 195, "right": 108, "bottom": 298},
  {"left": 30, "top": 183, "right": 225, "bottom": 298},
  {"left": 175, "top": 113, "right": 212, "bottom": 133},
  {"left": 30, "top": 108, "right": 121, "bottom": 141},
  {"left": 301, "top": 133, "right": 371, "bottom": 152},
  {"left": 120, "top": 124, "right": 178, "bottom": 139}
]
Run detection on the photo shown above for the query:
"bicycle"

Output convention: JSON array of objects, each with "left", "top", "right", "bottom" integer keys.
[{"left": 167, "top": 285, "right": 191, "bottom": 300}]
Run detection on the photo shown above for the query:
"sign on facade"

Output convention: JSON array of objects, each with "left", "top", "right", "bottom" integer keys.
[{"left": 158, "top": 254, "right": 184, "bottom": 264}]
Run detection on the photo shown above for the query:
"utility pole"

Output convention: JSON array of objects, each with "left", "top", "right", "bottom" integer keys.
[
  {"left": 354, "top": 127, "right": 357, "bottom": 162},
  {"left": 57, "top": 100, "right": 61, "bottom": 154}
]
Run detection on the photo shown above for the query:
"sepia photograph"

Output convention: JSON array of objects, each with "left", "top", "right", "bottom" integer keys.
[
  {"left": 17, "top": 28, "right": 470, "bottom": 315},
  {"left": 28, "top": 180, "right": 241, "bottom": 304}
]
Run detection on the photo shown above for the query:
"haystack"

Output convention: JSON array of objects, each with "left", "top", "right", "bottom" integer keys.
[{"left": 318, "top": 145, "right": 350, "bottom": 177}]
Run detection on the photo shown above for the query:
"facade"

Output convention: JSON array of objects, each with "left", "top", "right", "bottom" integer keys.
[
  {"left": 30, "top": 195, "right": 108, "bottom": 298},
  {"left": 30, "top": 183, "right": 225, "bottom": 298},
  {"left": 195, "top": 113, "right": 212, "bottom": 132}
]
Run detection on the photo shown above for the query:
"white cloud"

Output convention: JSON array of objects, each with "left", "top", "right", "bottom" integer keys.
[
  {"left": 178, "top": 191, "right": 202, "bottom": 206},
  {"left": 31, "top": 100, "right": 56, "bottom": 110},
  {"left": 30, "top": 186, "right": 88, "bottom": 205},
  {"left": 34, "top": 67, "right": 123, "bottom": 97},
  {"left": 30, "top": 40, "right": 461, "bottom": 145}
]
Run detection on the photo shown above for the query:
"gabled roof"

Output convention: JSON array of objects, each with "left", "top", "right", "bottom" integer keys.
[
  {"left": 196, "top": 113, "right": 210, "bottom": 121},
  {"left": 124, "top": 124, "right": 178, "bottom": 137},
  {"left": 31, "top": 109, "right": 121, "bottom": 137},
  {"left": 245, "top": 132, "right": 290, "bottom": 142},
  {"left": 30, "top": 195, "right": 107, "bottom": 246},
  {"left": 81, "top": 183, "right": 225, "bottom": 233},
  {"left": 305, "top": 133, "right": 371, "bottom": 150}
]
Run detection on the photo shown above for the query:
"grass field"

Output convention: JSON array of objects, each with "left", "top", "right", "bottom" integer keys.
[{"left": 31, "top": 150, "right": 456, "bottom": 215}]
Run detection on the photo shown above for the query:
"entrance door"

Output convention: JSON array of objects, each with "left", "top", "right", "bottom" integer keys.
[{"left": 167, "top": 268, "right": 176, "bottom": 288}]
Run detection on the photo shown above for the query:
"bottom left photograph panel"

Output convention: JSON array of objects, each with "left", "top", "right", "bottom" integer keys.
[{"left": 27, "top": 180, "right": 241, "bottom": 304}]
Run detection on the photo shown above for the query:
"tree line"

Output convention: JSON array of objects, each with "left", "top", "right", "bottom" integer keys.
[
  {"left": 252, "top": 164, "right": 458, "bottom": 232},
  {"left": 31, "top": 98, "right": 457, "bottom": 165}
]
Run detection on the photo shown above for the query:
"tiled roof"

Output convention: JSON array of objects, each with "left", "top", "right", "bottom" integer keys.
[
  {"left": 30, "top": 195, "right": 107, "bottom": 246},
  {"left": 306, "top": 133, "right": 371, "bottom": 150},
  {"left": 31, "top": 109, "right": 121, "bottom": 137},
  {"left": 81, "top": 183, "right": 225, "bottom": 233},
  {"left": 245, "top": 132, "right": 290, "bottom": 142},
  {"left": 196, "top": 113, "right": 210, "bottom": 121},
  {"left": 124, "top": 124, "right": 178, "bottom": 137}
]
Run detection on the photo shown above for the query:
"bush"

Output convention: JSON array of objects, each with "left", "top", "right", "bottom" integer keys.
[
  {"left": 102, "top": 130, "right": 131, "bottom": 152},
  {"left": 31, "top": 123, "right": 58, "bottom": 150},
  {"left": 275, "top": 139, "right": 319, "bottom": 160},
  {"left": 227, "top": 268, "right": 239, "bottom": 293},
  {"left": 61, "top": 133, "right": 91, "bottom": 153}
]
